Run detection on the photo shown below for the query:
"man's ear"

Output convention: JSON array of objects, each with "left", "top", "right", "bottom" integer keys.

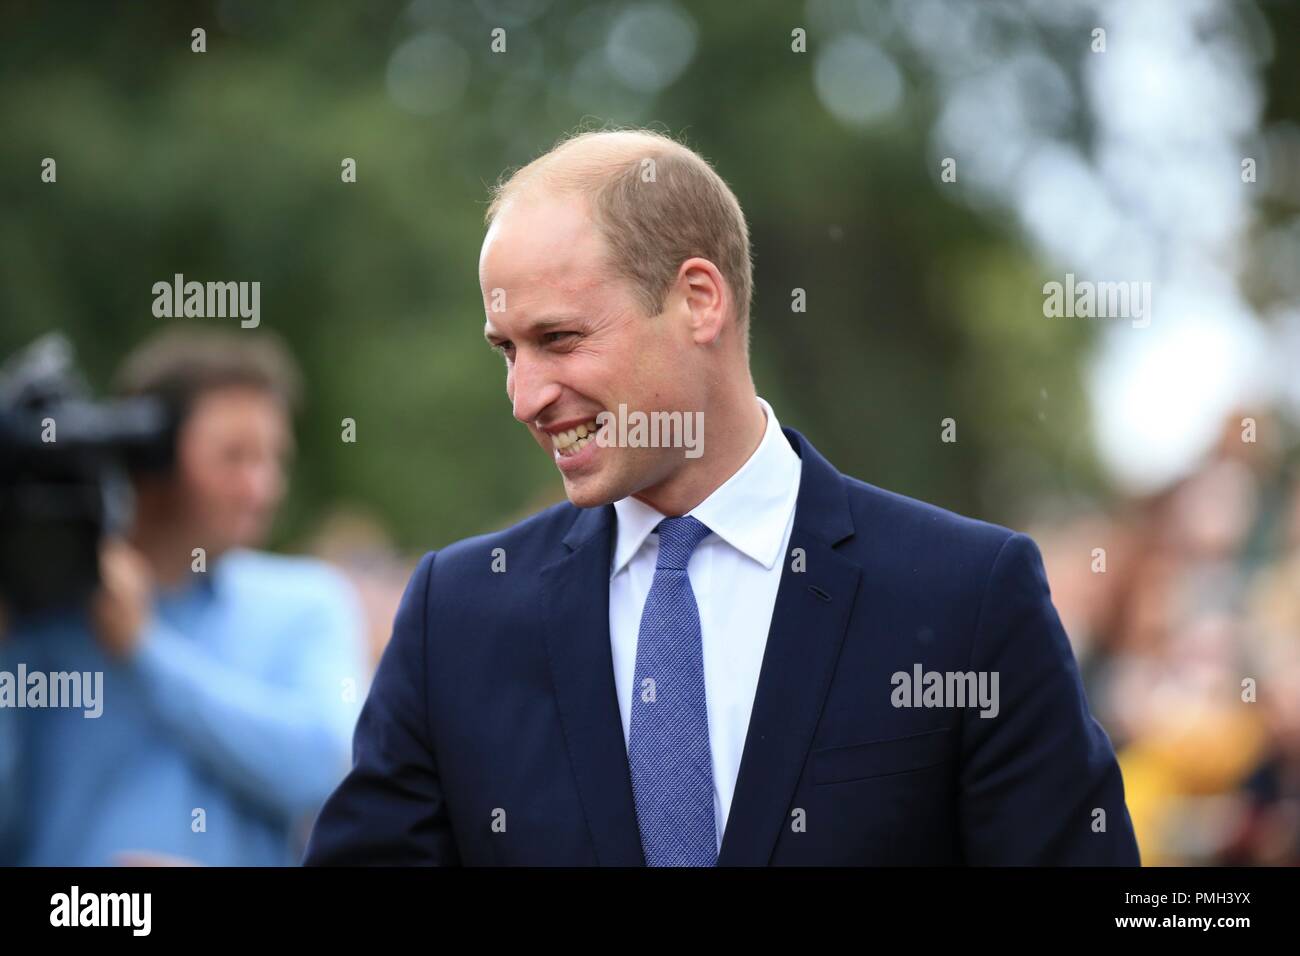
[{"left": 678, "top": 257, "right": 728, "bottom": 346}]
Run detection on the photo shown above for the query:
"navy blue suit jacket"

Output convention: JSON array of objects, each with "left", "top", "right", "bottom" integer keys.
[{"left": 303, "top": 427, "right": 1140, "bottom": 865}]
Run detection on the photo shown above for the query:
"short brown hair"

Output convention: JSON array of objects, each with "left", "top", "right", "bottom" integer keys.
[
  {"left": 114, "top": 325, "right": 303, "bottom": 421},
  {"left": 485, "top": 127, "right": 754, "bottom": 350}
]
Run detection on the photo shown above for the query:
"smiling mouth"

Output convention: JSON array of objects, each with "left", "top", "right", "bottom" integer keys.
[{"left": 550, "top": 419, "right": 601, "bottom": 458}]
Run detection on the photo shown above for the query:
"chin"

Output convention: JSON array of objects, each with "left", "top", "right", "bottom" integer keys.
[
  {"left": 562, "top": 488, "right": 604, "bottom": 510},
  {"left": 562, "top": 478, "right": 618, "bottom": 510},
  {"left": 222, "top": 523, "right": 267, "bottom": 551}
]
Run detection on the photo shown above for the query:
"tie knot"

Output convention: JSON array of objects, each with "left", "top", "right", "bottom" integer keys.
[{"left": 654, "top": 516, "right": 712, "bottom": 571}]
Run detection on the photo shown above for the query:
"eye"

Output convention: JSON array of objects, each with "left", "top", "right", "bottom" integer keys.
[
  {"left": 493, "top": 341, "right": 515, "bottom": 359},
  {"left": 543, "top": 331, "right": 577, "bottom": 346}
]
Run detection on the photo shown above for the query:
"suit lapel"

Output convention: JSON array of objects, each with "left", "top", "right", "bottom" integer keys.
[
  {"left": 540, "top": 504, "right": 646, "bottom": 865},
  {"left": 718, "top": 428, "right": 862, "bottom": 865}
]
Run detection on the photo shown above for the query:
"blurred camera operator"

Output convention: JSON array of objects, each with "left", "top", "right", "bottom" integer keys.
[{"left": 0, "top": 327, "right": 366, "bottom": 866}]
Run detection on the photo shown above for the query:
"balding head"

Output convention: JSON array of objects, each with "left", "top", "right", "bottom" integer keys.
[{"left": 486, "top": 129, "right": 753, "bottom": 349}]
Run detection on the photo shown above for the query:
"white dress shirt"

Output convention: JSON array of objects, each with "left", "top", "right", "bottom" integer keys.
[{"left": 609, "top": 396, "right": 802, "bottom": 852}]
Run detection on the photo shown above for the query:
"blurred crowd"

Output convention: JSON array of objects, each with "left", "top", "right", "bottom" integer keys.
[{"left": 1036, "top": 411, "right": 1300, "bottom": 865}]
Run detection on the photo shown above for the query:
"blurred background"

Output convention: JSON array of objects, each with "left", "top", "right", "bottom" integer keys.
[{"left": 2, "top": 0, "right": 1298, "bottom": 865}]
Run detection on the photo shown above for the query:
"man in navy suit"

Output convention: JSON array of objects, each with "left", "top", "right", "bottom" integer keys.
[{"left": 303, "top": 129, "right": 1140, "bottom": 866}]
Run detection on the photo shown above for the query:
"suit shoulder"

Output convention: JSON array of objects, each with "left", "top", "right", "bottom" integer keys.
[
  {"left": 428, "top": 500, "right": 583, "bottom": 578},
  {"left": 839, "top": 474, "right": 1018, "bottom": 561},
  {"left": 829, "top": 474, "right": 1043, "bottom": 619}
]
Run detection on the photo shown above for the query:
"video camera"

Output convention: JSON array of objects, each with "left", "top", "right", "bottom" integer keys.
[{"left": 0, "top": 335, "right": 173, "bottom": 615}]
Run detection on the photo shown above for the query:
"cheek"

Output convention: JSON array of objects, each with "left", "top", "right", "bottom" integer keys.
[
  {"left": 178, "top": 450, "right": 236, "bottom": 506},
  {"left": 575, "top": 342, "right": 633, "bottom": 392},
  {"left": 613, "top": 329, "right": 668, "bottom": 384},
  {"left": 197, "top": 467, "right": 239, "bottom": 509},
  {"left": 259, "top": 465, "right": 288, "bottom": 504}
]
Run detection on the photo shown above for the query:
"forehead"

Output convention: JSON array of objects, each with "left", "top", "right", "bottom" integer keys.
[
  {"left": 479, "top": 191, "right": 616, "bottom": 318},
  {"left": 184, "top": 386, "right": 288, "bottom": 432}
]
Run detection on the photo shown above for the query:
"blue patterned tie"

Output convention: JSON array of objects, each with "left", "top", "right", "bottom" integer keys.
[{"left": 627, "top": 515, "right": 717, "bottom": 866}]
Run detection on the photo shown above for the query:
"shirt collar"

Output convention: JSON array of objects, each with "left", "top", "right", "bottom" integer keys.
[{"left": 610, "top": 396, "right": 802, "bottom": 578}]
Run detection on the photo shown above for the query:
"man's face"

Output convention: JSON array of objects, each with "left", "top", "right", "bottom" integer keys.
[
  {"left": 479, "top": 191, "right": 699, "bottom": 508},
  {"left": 173, "top": 385, "right": 293, "bottom": 552}
]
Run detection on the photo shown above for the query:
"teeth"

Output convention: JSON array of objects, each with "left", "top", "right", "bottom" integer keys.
[{"left": 552, "top": 420, "right": 600, "bottom": 457}]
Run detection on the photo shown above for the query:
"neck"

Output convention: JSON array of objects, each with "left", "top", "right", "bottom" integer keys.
[{"left": 631, "top": 381, "right": 767, "bottom": 517}]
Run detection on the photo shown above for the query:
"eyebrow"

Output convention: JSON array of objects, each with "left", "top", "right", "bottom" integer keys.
[{"left": 483, "top": 315, "right": 585, "bottom": 345}]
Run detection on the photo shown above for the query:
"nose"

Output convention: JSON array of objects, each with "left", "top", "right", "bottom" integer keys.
[{"left": 508, "top": 349, "right": 562, "bottom": 425}]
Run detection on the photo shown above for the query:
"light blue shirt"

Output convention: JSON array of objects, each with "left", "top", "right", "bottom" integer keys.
[{"left": 0, "top": 550, "right": 367, "bottom": 866}]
